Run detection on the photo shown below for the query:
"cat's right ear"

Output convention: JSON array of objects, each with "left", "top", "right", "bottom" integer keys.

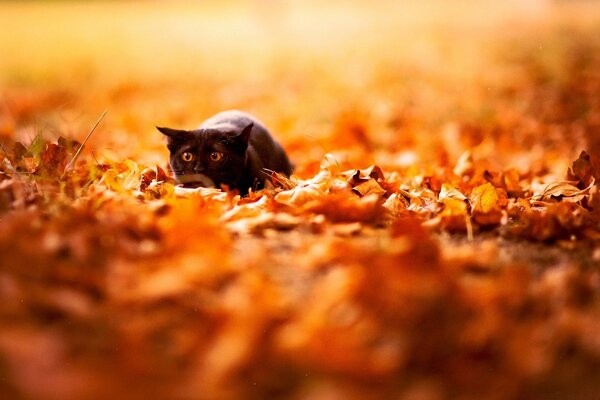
[
  {"left": 156, "top": 126, "right": 192, "bottom": 139},
  {"left": 157, "top": 127, "right": 194, "bottom": 150}
]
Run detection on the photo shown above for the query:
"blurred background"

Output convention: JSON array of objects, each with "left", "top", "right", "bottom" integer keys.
[
  {"left": 1, "top": 0, "right": 599, "bottom": 172},
  {"left": 2, "top": 2, "right": 600, "bottom": 399}
]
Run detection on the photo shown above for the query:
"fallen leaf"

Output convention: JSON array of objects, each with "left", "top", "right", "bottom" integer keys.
[
  {"left": 453, "top": 150, "right": 474, "bottom": 177},
  {"left": 567, "top": 151, "right": 600, "bottom": 188},
  {"left": 382, "top": 193, "right": 409, "bottom": 218},
  {"left": 226, "top": 211, "right": 302, "bottom": 233},
  {"left": 470, "top": 183, "right": 499, "bottom": 213},
  {"left": 275, "top": 179, "right": 330, "bottom": 207},
  {"left": 352, "top": 179, "right": 386, "bottom": 197},
  {"left": 307, "top": 192, "right": 385, "bottom": 223},
  {"left": 439, "top": 183, "right": 467, "bottom": 202},
  {"left": 531, "top": 180, "right": 593, "bottom": 202}
]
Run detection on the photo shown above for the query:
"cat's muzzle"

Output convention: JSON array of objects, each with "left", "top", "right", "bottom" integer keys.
[{"left": 176, "top": 173, "right": 216, "bottom": 188}]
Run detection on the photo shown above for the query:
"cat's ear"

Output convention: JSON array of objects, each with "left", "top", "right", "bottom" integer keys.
[
  {"left": 156, "top": 126, "right": 193, "bottom": 139},
  {"left": 237, "top": 122, "right": 253, "bottom": 144}
]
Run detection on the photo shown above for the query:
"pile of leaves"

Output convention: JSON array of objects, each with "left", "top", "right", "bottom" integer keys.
[
  {"left": 1, "top": 132, "right": 600, "bottom": 399},
  {"left": 2, "top": 2, "right": 600, "bottom": 398}
]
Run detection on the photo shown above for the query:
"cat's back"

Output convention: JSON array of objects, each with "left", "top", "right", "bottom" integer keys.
[
  {"left": 200, "top": 110, "right": 292, "bottom": 176},
  {"left": 199, "top": 110, "right": 266, "bottom": 133}
]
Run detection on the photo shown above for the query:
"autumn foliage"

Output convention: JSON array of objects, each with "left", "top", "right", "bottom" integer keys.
[{"left": 1, "top": 1, "right": 600, "bottom": 399}]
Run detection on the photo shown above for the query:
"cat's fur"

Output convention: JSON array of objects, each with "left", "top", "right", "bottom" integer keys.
[{"left": 157, "top": 110, "right": 292, "bottom": 195}]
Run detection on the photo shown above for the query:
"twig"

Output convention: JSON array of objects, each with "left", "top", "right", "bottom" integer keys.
[
  {"left": 91, "top": 149, "right": 101, "bottom": 167},
  {"left": 262, "top": 168, "right": 296, "bottom": 189},
  {"left": 62, "top": 111, "right": 106, "bottom": 178},
  {"left": 0, "top": 143, "right": 9, "bottom": 158},
  {"left": 466, "top": 215, "right": 474, "bottom": 242}
]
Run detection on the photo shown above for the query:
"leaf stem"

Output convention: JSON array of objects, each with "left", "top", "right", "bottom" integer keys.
[{"left": 62, "top": 111, "right": 107, "bottom": 178}]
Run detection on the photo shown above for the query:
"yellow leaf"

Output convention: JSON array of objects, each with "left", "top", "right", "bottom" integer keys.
[
  {"left": 470, "top": 183, "right": 499, "bottom": 213},
  {"left": 441, "top": 197, "right": 468, "bottom": 216}
]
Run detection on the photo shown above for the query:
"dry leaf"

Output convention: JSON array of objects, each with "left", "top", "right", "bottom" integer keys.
[
  {"left": 453, "top": 150, "right": 474, "bottom": 176},
  {"left": 2, "top": 12, "right": 600, "bottom": 400},
  {"left": 275, "top": 179, "right": 330, "bottom": 207},
  {"left": 226, "top": 212, "right": 302, "bottom": 233},
  {"left": 352, "top": 178, "right": 386, "bottom": 197},
  {"left": 531, "top": 180, "right": 593, "bottom": 202},
  {"left": 307, "top": 192, "right": 385, "bottom": 223},
  {"left": 567, "top": 151, "right": 600, "bottom": 187},
  {"left": 470, "top": 183, "right": 499, "bottom": 213},
  {"left": 439, "top": 183, "right": 467, "bottom": 202}
]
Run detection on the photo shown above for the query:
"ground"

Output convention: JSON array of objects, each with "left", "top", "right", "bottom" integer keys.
[{"left": 1, "top": 1, "right": 600, "bottom": 399}]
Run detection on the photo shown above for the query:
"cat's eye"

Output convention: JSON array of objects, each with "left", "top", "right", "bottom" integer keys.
[
  {"left": 181, "top": 152, "right": 194, "bottom": 162},
  {"left": 209, "top": 151, "right": 223, "bottom": 162}
]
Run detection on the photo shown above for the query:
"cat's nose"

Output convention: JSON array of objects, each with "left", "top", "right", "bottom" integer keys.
[{"left": 194, "top": 165, "right": 205, "bottom": 173}]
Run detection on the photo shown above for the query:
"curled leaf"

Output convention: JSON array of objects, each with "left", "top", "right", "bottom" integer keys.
[
  {"left": 439, "top": 183, "right": 467, "bottom": 202},
  {"left": 140, "top": 165, "right": 169, "bottom": 191},
  {"left": 567, "top": 151, "right": 600, "bottom": 188},
  {"left": 352, "top": 179, "right": 386, "bottom": 197},
  {"left": 531, "top": 180, "right": 594, "bottom": 202}
]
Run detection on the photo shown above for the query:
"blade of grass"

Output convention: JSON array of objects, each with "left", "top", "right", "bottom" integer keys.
[{"left": 62, "top": 111, "right": 106, "bottom": 178}]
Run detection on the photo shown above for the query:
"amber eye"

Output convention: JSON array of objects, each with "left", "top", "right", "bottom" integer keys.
[
  {"left": 181, "top": 152, "right": 193, "bottom": 162},
  {"left": 209, "top": 151, "right": 223, "bottom": 162}
]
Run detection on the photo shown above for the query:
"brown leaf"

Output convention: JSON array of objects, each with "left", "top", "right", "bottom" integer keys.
[
  {"left": 352, "top": 179, "right": 386, "bottom": 197},
  {"left": 156, "top": 164, "right": 168, "bottom": 182},
  {"left": 531, "top": 180, "right": 593, "bottom": 202},
  {"left": 18, "top": 156, "right": 39, "bottom": 173},
  {"left": 307, "top": 192, "right": 385, "bottom": 223},
  {"left": 567, "top": 151, "right": 600, "bottom": 188},
  {"left": 11, "top": 142, "right": 27, "bottom": 162},
  {"left": 140, "top": 165, "right": 169, "bottom": 191},
  {"left": 40, "top": 143, "right": 67, "bottom": 174},
  {"left": 347, "top": 165, "right": 385, "bottom": 185},
  {"left": 505, "top": 200, "right": 593, "bottom": 241},
  {"left": 270, "top": 170, "right": 296, "bottom": 190}
]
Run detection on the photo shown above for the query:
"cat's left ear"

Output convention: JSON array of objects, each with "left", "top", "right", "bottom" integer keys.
[{"left": 237, "top": 122, "right": 253, "bottom": 143}]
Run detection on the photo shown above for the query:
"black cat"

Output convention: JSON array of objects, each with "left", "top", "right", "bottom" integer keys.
[{"left": 157, "top": 110, "right": 292, "bottom": 195}]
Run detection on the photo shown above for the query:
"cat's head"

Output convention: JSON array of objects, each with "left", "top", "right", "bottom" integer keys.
[{"left": 157, "top": 122, "right": 253, "bottom": 189}]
